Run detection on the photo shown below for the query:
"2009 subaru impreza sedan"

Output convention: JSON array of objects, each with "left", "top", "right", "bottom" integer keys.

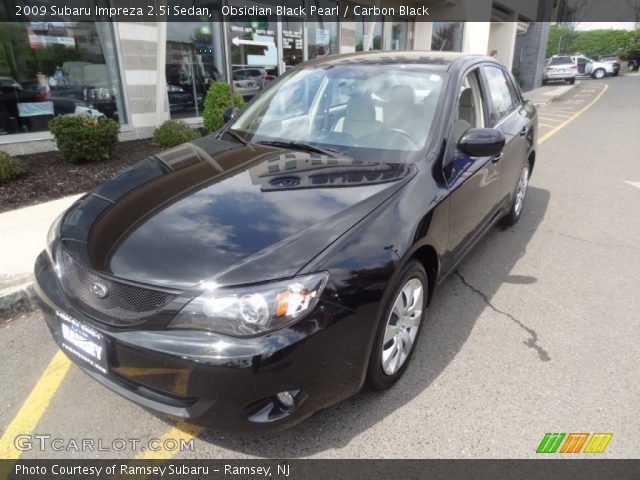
[{"left": 34, "top": 51, "right": 537, "bottom": 431}]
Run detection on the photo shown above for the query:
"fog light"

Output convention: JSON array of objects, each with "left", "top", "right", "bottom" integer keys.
[{"left": 276, "top": 390, "right": 297, "bottom": 409}]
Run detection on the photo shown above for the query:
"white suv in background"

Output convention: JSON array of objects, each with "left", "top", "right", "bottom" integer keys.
[
  {"left": 542, "top": 56, "right": 577, "bottom": 85},
  {"left": 570, "top": 55, "right": 616, "bottom": 79}
]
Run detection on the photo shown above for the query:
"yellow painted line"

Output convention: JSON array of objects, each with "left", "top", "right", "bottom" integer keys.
[
  {"left": 539, "top": 123, "right": 558, "bottom": 128},
  {"left": 0, "top": 350, "right": 71, "bottom": 459},
  {"left": 539, "top": 84, "right": 609, "bottom": 145},
  {"left": 137, "top": 422, "right": 203, "bottom": 460}
]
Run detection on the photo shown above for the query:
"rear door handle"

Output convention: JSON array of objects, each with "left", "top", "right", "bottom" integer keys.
[{"left": 491, "top": 152, "right": 503, "bottom": 164}]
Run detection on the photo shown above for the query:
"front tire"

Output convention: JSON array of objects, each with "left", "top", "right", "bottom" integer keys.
[
  {"left": 592, "top": 68, "right": 606, "bottom": 79},
  {"left": 501, "top": 160, "right": 530, "bottom": 226},
  {"left": 367, "top": 260, "right": 428, "bottom": 390}
]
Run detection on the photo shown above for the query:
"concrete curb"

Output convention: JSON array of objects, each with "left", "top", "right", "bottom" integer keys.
[
  {"left": 528, "top": 81, "right": 581, "bottom": 108},
  {"left": 0, "top": 280, "right": 38, "bottom": 323}
]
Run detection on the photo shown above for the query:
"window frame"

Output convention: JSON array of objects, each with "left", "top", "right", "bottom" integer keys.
[{"left": 480, "top": 64, "right": 520, "bottom": 128}]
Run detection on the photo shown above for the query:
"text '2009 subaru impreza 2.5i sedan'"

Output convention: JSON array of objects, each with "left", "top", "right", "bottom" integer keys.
[{"left": 34, "top": 51, "right": 537, "bottom": 432}]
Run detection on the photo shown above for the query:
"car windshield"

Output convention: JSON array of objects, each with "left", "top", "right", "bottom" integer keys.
[
  {"left": 550, "top": 57, "right": 573, "bottom": 65},
  {"left": 228, "top": 64, "right": 445, "bottom": 157}
]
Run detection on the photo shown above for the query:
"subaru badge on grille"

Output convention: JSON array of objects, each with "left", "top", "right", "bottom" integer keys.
[{"left": 91, "top": 282, "right": 109, "bottom": 298}]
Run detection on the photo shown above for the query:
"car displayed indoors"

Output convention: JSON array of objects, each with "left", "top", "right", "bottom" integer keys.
[
  {"left": 542, "top": 56, "right": 576, "bottom": 85},
  {"left": 34, "top": 51, "right": 537, "bottom": 431},
  {"left": 570, "top": 54, "right": 617, "bottom": 79},
  {"left": 0, "top": 80, "right": 93, "bottom": 134}
]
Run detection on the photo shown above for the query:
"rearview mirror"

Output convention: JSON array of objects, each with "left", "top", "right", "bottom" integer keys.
[
  {"left": 223, "top": 106, "right": 239, "bottom": 123},
  {"left": 458, "top": 128, "right": 505, "bottom": 157}
]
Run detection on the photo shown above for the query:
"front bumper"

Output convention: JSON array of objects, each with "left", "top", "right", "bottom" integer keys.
[{"left": 34, "top": 251, "right": 369, "bottom": 431}]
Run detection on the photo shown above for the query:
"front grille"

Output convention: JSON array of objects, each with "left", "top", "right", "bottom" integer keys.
[{"left": 60, "top": 251, "right": 178, "bottom": 325}]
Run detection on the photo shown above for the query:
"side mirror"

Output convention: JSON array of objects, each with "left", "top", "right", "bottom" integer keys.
[
  {"left": 458, "top": 128, "right": 505, "bottom": 157},
  {"left": 223, "top": 106, "right": 239, "bottom": 123}
]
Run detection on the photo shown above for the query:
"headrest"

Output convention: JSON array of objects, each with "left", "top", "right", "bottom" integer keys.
[
  {"left": 459, "top": 88, "right": 474, "bottom": 109},
  {"left": 345, "top": 94, "right": 376, "bottom": 122},
  {"left": 389, "top": 84, "right": 416, "bottom": 104}
]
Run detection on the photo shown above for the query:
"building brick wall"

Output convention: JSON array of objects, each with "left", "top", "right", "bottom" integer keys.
[{"left": 513, "top": 22, "right": 550, "bottom": 92}]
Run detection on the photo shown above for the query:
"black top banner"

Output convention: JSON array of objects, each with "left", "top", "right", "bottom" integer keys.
[{"left": 0, "top": 0, "right": 639, "bottom": 22}]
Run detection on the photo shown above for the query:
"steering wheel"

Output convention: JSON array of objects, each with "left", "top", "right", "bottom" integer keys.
[{"left": 360, "top": 128, "right": 419, "bottom": 149}]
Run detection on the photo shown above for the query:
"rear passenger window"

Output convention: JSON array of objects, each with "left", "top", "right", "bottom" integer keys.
[{"left": 483, "top": 66, "right": 519, "bottom": 126}]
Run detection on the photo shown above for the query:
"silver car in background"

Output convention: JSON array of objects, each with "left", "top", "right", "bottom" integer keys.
[
  {"left": 542, "top": 56, "right": 577, "bottom": 85},
  {"left": 232, "top": 68, "right": 277, "bottom": 99},
  {"left": 571, "top": 55, "right": 617, "bottom": 79}
]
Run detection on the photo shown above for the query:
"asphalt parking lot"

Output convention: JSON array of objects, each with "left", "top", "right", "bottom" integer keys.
[{"left": 1, "top": 74, "right": 639, "bottom": 460}]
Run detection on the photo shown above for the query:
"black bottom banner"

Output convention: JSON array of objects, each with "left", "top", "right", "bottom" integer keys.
[{"left": 1, "top": 459, "right": 640, "bottom": 480}]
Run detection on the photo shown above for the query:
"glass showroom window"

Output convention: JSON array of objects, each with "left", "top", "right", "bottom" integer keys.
[
  {"left": 166, "top": 21, "right": 226, "bottom": 119},
  {"left": 307, "top": 0, "right": 339, "bottom": 60},
  {"left": 355, "top": 17, "right": 384, "bottom": 51},
  {"left": 431, "top": 22, "right": 464, "bottom": 52},
  {"left": 0, "top": 22, "right": 124, "bottom": 135}
]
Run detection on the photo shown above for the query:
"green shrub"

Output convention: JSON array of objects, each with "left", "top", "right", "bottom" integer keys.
[
  {"left": 49, "top": 115, "right": 120, "bottom": 164},
  {"left": 152, "top": 120, "right": 200, "bottom": 148},
  {"left": 203, "top": 81, "right": 245, "bottom": 133},
  {"left": 0, "top": 151, "right": 26, "bottom": 183}
]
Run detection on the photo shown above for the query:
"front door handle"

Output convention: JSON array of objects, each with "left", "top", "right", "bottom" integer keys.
[{"left": 491, "top": 152, "right": 503, "bottom": 164}]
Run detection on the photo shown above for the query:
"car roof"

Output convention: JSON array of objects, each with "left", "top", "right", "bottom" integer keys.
[{"left": 302, "top": 51, "right": 491, "bottom": 72}]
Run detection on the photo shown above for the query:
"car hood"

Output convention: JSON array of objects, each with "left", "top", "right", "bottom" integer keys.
[{"left": 59, "top": 136, "right": 415, "bottom": 290}]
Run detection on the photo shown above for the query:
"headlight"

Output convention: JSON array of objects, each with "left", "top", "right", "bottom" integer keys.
[
  {"left": 46, "top": 213, "right": 64, "bottom": 263},
  {"left": 169, "top": 272, "right": 329, "bottom": 336}
]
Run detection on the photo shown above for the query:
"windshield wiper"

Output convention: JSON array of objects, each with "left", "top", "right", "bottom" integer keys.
[
  {"left": 220, "top": 129, "right": 250, "bottom": 146},
  {"left": 257, "top": 140, "right": 342, "bottom": 158}
]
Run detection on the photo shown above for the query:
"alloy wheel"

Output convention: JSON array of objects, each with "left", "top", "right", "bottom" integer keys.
[
  {"left": 381, "top": 277, "right": 424, "bottom": 375},
  {"left": 514, "top": 164, "right": 530, "bottom": 217}
]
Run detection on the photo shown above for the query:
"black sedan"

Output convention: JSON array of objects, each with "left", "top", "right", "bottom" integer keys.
[{"left": 34, "top": 52, "right": 537, "bottom": 431}]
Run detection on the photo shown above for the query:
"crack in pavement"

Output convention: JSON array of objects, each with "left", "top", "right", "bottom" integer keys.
[
  {"left": 541, "top": 228, "right": 640, "bottom": 252},
  {"left": 454, "top": 271, "right": 551, "bottom": 362}
]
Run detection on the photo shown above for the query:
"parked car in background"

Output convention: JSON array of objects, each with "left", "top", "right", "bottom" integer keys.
[
  {"left": 232, "top": 69, "right": 263, "bottom": 99},
  {"left": 570, "top": 55, "right": 616, "bottom": 79},
  {"left": 0, "top": 79, "right": 93, "bottom": 134},
  {"left": 595, "top": 55, "right": 621, "bottom": 76},
  {"left": 233, "top": 68, "right": 276, "bottom": 94},
  {"left": 542, "top": 56, "right": 577, "bottom": 85},
  {"left": 166, "top": 84, "right": 196, "bottom": 113},
  {"left": 627, "top": 50, "right": 640, "bottom": 72}
]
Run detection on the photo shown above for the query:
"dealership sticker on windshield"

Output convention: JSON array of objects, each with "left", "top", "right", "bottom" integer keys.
[{"left": 57, "top": 311, "right": 108, "bottom": 374}]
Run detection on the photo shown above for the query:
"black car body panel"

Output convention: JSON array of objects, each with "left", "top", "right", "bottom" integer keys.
[
  {"left": 59, "top": 136, "right": 416, "bottom": 289},
  {"left": 35, "top": 51, "right": 537, "bottom": 430}
]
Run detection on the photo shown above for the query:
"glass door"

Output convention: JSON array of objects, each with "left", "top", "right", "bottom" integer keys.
[
  {"left": 226, "top": 0, "right": 278, "bottom": 99},
  {"left": 281, "top": 17, "right": 305, "bottom": 73}
]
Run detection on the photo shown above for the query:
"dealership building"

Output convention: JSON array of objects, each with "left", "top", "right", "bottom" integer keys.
[{"left": 0, "top": 0, "right": 551, "bottom": 154}]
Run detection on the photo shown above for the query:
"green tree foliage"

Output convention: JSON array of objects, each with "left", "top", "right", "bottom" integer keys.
[
  {"left": 49, "top": 115, "right": 120, "bottom": 164},
  {"left": 0, "top": 151, "right": 26, "bottom": 183},
  {"left": 152, "top": 120, "right": 200, "bottom": 148},
  {"left": 547, "top": 25, "right": 635, "bottom": 58},
  {"left": 202, "top": 82, "right": 245, "bottom": 133}
]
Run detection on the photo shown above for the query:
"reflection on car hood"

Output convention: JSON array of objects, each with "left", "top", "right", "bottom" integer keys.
[{"left": 59, "top": 136, "right": 415, "bottom": 289}]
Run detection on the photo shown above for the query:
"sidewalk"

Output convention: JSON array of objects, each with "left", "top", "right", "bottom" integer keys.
[
  {"left": 0, "top": 194, "right": 82, "bottom": 317},
  {"left": 524, "top": 81, "right": 580, "bottom": 107}
]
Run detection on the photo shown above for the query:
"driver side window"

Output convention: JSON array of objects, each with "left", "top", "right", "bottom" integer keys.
[{"left": 452, "top": 70, "right": 484, "bottom": 144}]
